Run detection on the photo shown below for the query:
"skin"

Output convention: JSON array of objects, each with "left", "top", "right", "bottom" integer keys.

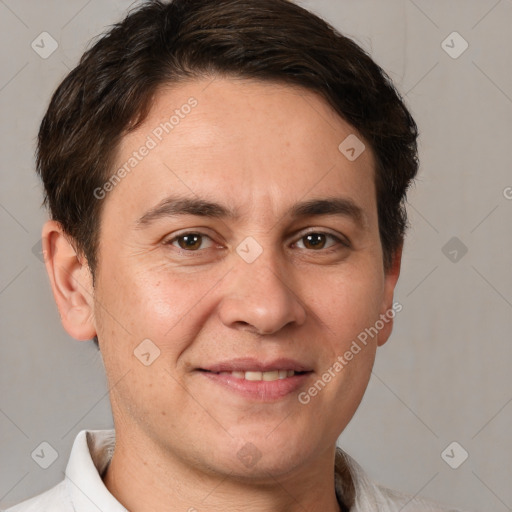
[{"left": 43, "top": 77, "right": 402, "bottom": 512}]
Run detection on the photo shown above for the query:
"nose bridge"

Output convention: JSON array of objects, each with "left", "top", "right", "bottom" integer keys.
[{"left": 217, "top": 239, "right": 307, "bottom": 335}]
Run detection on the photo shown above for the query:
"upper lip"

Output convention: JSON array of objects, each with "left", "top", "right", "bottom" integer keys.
[{"left": 200, "top": 357, "right": 313, "bottom": 373}]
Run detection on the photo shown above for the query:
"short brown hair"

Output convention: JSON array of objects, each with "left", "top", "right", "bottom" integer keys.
[{"left": 37, "top": 0, "right": 418, "bottom": 278}]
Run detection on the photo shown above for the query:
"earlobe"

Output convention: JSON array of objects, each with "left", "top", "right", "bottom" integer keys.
[
  {"left": 377, "top": 244, "right": 403, "bottom": 347},
  {"left": 41, "top": 220, "right": 97, "bottom": 341}
]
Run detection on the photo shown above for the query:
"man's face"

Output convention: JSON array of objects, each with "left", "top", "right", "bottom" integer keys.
[{"left": 90, "top": 77, "right": 399, "bottom": 477}]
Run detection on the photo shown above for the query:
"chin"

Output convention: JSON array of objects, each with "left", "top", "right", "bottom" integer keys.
[
  {"left": 182, "top": 426, "right": 309, "bottom": 478},
  {"left": 227, "top": 432, "right": 313, "bottom": 478},
  {"left": 222, "top": 450, "right": 310, "bottom": 483}
]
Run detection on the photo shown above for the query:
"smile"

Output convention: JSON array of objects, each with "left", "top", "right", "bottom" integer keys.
[
  {"left": 198, "top": 369, "right": 312, "bottom": 401},
  {"left": 215, "top": 369, "right": 298, "bottom": 381}
]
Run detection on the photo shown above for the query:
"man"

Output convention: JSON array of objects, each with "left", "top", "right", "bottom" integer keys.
[{"left": 4, "top": 0, "right": 467, "bottom": 511}]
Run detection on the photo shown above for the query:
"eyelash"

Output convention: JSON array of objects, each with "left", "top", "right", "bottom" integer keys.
[{"left": 163, "top": 230, "right": 350, "bottom": 255}]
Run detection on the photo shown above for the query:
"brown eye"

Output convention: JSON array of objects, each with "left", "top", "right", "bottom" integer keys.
[
  {"left": 169, "top": 233, "right": 213, "bottom": 251},
  {"left": 296, "top": 232, "right": 345, "bottom": 251},
  {"left": 302, "top": 233, "right": 328, "bottom": 250}
]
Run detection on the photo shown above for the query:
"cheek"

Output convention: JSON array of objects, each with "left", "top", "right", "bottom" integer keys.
[
  {"left": 94, "top": 265, "right": 208, "bottom": 419},
  {"left": 306, "top": 266, "right": 383, "bottom": 403},
  {"left": 314, "top": 264, "right": 384, "bottom": 346},
  {"left": 96, "top": 263, "right": 222, "bottom": 355}
]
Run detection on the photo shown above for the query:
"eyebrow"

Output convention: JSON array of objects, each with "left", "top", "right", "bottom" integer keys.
[{"left": 135, "top": 195, "right": 367, "bottom": 230}]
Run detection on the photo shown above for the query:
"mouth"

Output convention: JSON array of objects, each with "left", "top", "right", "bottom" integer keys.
[
  {"left": 198, "top": 369, "right": 310, "bottom": 381},
  {"left": 196, "top": 363, "right": 313, "bottom": 401}
]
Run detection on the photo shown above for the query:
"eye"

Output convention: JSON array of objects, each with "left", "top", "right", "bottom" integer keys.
[
  {"left": 294, "top": 231, "right": 349, "bottom": 251},
  {"left": 163, "top": 230, "right": 349, "bottom": 255},
  {"left": 166, "top": 232, "right": 214, "bottom": 251}
]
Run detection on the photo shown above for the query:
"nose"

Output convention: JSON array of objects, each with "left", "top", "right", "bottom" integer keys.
[{"left": 217, "top": 251, "right": 307, "bottom": 335}]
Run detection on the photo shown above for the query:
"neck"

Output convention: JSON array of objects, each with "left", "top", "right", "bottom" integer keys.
[{"left": 102, "top": 432, "right": 344, "bottom": 512}]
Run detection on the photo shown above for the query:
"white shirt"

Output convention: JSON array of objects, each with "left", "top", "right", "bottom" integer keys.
[{"left": 3, "top": 429, "right": 465, "bottom": 511}]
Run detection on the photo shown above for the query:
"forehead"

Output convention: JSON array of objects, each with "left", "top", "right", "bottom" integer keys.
[{"left": 106, "top": 77, "right": 377, "bottom": 227}]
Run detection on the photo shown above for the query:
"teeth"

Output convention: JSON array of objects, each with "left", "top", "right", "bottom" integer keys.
[
  {"left": 217, "top": 370, "right": 297, "bottom": 381},
  {"left": 245, "top": 371, "right": 262, "bottom": 381},
  {"left": 262, "top": 371, "right": 279, "bottom": 381}
]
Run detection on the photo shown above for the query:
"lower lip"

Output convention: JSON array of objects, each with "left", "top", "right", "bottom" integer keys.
[{"left": 198, "top": 371, "right": 312, "bottom": 401}]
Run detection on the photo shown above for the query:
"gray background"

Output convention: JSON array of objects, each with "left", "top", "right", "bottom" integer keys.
[{"left": 1, "top": 0, "right": 511, "bottom": 510}]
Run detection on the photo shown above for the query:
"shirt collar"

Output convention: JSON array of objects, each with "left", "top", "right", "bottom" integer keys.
[
  {"left": 65, "top": 429, "right": 127, "bottom": 511},
  {"left": 64, "top": 429, "right": 365, "bottom": 511}
]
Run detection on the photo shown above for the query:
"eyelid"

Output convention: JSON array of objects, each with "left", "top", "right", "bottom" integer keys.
[
  {"left": 292, "top": 229, "right": 350, "bottom": 249},
  {"left": 163, "top": 228, "right": 350, "bottom": 252},
  {"left": 163, "top": 229, "right": 217, "bottom": 249}
]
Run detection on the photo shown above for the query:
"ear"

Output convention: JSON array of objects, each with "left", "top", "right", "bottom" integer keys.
[
  {"left": 377, "top": 244, "right": 403, "bottom": 347},
  {"left": 41, "top": 220, "right": 97, "bottom": 341}
]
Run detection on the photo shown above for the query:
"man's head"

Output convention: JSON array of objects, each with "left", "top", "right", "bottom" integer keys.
[
  {"left": 39, "top": 0, "right": 418, "bottom": 493},
  {"left": 38, "top": 0, "right": 418, "bottom": 280}
]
